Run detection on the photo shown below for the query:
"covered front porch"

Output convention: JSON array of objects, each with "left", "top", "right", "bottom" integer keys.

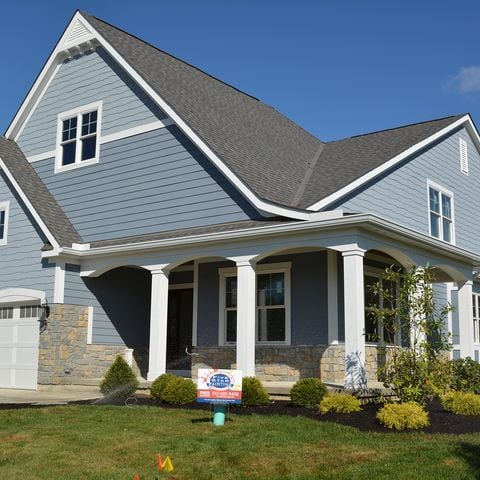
[{"left": 73, "top": 216, "right": 477, "bottom": 390}]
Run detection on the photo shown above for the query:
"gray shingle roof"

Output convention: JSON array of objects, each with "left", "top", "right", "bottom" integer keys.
[
  {"left": 82, "top": 13, "right": 466, "bottom": 211},
  {"left": 0, "top": 137, "right": 82, "bottom": 247},
  {"left": 297, "top": 114, "right": 465, "bottom": 208}
]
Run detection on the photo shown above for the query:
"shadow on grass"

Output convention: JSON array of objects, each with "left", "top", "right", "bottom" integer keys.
[{"left": 456, "top": 443, "right": 480, "bottom": 479}]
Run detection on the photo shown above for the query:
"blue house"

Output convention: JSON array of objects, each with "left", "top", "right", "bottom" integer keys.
[{"left": 1, "top": 11, "right": 479, "bottom": 390}]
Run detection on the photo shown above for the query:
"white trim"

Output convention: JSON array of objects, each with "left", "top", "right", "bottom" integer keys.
[
  {"left": 327, "top": 250, "right": 339, "bottom": 344},
  {"left": 192, "top": 260, "right": 198, "bottom": 347},
  {"left": 0, "top": 288, "right": 46, "bottom": 304},
  {"left": 218, "top": 262, "right": 291, "bottom": 346},
  {"left": 53, "top": 262, "right": 65, "bottom": 303},
  {"left": 54, "top": 101, "right": 103, "bottom": 174},
  {"left": 86, "top": 306, "right": 94, "bottom": 345},
  {"left": 0, "top": 158, "right": 59, "bottom": 252},
  {"left": 27, "top": 119, "right": 176, "bottom": 164},
  {"left": 168, "top": 282, "right": 193, "bottom": 290},
  {"left": 0, "top": 200, "right": 10, "bottom": 246},
  {"left": 446, "top": 282, "right": 454, "bottom": 350},
  {"left": 427, "top": 180, "right": 455, "bottom": 245},
  {"left": 308, "top": 115, "right": 472, "bottom": 211}
]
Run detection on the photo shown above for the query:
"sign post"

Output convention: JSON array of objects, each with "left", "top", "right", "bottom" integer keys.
[{"left": 197, "top": 369, "right": 242, "bottom": 426}]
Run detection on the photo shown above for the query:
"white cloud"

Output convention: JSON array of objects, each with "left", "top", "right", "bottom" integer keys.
[{"left": 450, "top": 66, "right": 480, "bottom": 94}]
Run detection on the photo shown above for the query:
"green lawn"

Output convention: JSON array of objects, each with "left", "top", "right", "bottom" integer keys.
[{"left": 1, "top": 405, "right": 480, "bottom": 479}]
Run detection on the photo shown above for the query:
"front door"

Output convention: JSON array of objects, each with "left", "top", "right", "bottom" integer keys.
[{"left": 167, "top": 289, "right": 193, "bottom": 372}]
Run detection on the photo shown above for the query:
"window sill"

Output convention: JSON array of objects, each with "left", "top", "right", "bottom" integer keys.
[{"left": 54, "top": 157, "right": 99, "bottom": 174}]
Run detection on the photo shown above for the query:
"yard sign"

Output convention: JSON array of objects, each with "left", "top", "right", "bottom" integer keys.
[{"left": 197, "top": 368, "right": 242, "bottom": 404}]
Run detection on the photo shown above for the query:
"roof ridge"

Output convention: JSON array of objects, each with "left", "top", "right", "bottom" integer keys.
[{"left": 329, "top": 113, "right": 467, "bottom": 143}]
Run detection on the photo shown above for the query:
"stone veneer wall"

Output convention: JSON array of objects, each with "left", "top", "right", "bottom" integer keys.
[
  {"left": 191, "top": 345, "right": 392, "bottom": 384},
  {"left": 38, "top": 304, "right": 145, "bottom": 385}
]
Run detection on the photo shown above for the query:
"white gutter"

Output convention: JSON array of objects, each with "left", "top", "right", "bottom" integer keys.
[{"left": 45, "top": 213, "right": 480, "bottom": 265}]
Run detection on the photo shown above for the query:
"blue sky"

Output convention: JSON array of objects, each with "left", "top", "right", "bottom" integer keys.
[{"left": 2, "top": 0, "right": 480, "bottom": 140}]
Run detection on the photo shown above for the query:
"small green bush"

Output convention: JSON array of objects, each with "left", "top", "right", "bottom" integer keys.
[
  {"left": 242, "top": 377, "right": 269, "bottom": 406},
  {"left": 319, "top": 393, "right": 362, "bottom": 414},
  {"left": 290, "top": 378, "right": 327, "bottom": 408},
  {"left": 150, "top": 373, "right": 177, "bottom": 399},
  {"left": 161, "top": 377, "right": 197, "bottom": 404},
  {"left": 441, "top": 391, "right": 480, "bottom": 415},
  {"left": 451, "top": 358, "right": 480, "bottom": 394},
  {"left": 377, "top": 402, "right": 429, "bottom": 430},
  {"left": 99, "top": 355, "right": 139, "bottom": 399}
]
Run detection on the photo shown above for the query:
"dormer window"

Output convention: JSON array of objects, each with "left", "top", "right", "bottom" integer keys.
[{"left": 55, "top": 101, "right": 102, "bottom": 173}]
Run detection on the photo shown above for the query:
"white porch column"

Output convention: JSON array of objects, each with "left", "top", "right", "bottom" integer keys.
[
  {"left": 234, "top": 257, "right": 257, "bottom": 377},
  {"left": 147, "top": 267, "right": 170, "bottom": 381},
  {"left": 458, "top": 280, "right": 475, "bottom": 359},
  {"left": 342, "top": 249, "right": 367, "bottom": 389},
  {"left": 327, "top": 250, "right": 339, "bottom": 344}
]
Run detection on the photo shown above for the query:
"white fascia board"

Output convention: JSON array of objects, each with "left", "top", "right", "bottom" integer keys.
[
  {"left": 49, "top": 213, "right": 480, "bottom": 266},
  {"left": 0, "top": 157, "right": 60, "bottom": 253},
  {"left": 307, "top": 115, "right": 472, "bottom": 211}
]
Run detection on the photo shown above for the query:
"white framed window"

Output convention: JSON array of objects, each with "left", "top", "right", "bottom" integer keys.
[
  {"left": 0, "top": 200, "right": 10, "bottom": 246},
  {"left": 218, "top": 262, "right": 291, "bottom": 345},
  {"left": 473, "top": 294, "right": 480, "bottom": 344},
  {"left": 460, "top": 138, "right": 469, "bottom": 175},
  {"left": 55, "top": 101, "right": 102, "bottom": 173},
  {"left": 427, "top": 181, "right": 455, "bottom": 244},
  {"left": 364, "top": 268, "right": 402, "bottom": 346}
]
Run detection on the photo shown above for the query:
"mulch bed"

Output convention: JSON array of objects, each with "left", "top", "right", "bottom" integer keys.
[{"left": 2, "top": 396, "right": 480, "bottom": 434}]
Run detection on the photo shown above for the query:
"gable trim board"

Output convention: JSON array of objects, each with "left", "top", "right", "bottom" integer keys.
[
  {"left": 307, "top": 115, "right": 479, "bottom": 211},
  {"left": 0, "top": 157, "right": 60, "bottom": 252},
  {"left": 5, "top": 11, "right": 311, "bottom": 221}
]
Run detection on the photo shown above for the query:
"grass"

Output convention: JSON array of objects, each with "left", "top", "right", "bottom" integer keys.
[{"left": 0, "top": 405, "right": 480, "bottom": 479}]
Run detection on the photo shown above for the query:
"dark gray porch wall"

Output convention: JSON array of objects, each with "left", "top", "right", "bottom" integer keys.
[{"left": 196, "top": 251, "right": 329, "bottom": 347}]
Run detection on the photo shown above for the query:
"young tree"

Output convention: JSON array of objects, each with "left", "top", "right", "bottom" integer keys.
[{"left": 369, "top": 266, "right": 453, "bottom": 403}]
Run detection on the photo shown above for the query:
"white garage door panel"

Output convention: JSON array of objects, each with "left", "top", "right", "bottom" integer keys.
[{"left": 0, "top": 305, "right": 40, "bottom": 390}]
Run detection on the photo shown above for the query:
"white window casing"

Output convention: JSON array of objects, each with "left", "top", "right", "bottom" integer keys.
[
  {"left": 427, "top": 180, "right": 455, "bottom": 245},
  {"left": 55, "top": 101, "right": 103, "bottom": 174},
  {"left": 0, "top": 200, "right": 10, "bottom": 246},
  {"left": 473, "top": 293, "right": 480, "bottom": 345},
  {"left": 218, "top": 262, "right": 291, "bottom": 346}
]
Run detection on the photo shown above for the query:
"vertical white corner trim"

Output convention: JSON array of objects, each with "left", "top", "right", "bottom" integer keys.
[
  {"left": 192, "top": 260, "right": 199, "bottom": 347},
  {"left": 457, "top": 280, "right": 475, "bottom": 359},
  {"left": 53, "top": 262, "right": 66, "bottom": 303},
  {"left": 86, "top": 306, "right": 94, "bottom": 345},
  {"left": 327, "top": 250, "right": 339, "bottom": 344}
]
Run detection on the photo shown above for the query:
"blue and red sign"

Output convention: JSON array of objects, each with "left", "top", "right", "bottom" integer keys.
[{"left": 197, "top": 369, "right": 242, "bottom": 404}]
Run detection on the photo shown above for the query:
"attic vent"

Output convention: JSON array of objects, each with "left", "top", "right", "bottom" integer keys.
[
  {"left": 66, "top": 20, "right": 92, "bottom": 44},
  {"left": 459, "top": 138, "right": 469, "bottom": 175}
]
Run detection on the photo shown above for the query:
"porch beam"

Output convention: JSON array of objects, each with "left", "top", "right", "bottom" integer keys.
[
  {"left": 233, "top": 256, "right": 257, "bottom": 377},
  {"left": 457, "top": 279, "right": 475, "bottom": 359},
  {"left": 342, "top": 248, "right": 367, "bottom": 389},
  {"left": 147, "top": 266, "right": 170, "bottom": 381}
]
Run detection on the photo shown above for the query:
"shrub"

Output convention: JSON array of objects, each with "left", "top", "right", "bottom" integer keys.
[
  {"left": 290, "top": 378, "right": 327, "bottom": 408},
  {"left": 440, "top": 391, "right": 480, "bottom": 415},
  {"left": 161, "top": 377, "right": 197, "bottom": 404},
  {"left": 377, "top": 402, "right": 429, "bottom": 430},
  {"left": 319, "top": 393, "right": 362, "bottom": 414},
  {"left": 451, "top": 357, "right": 480, "bottom": 394},
  {"left": 99, "top": 355, "right": 139, "bottom": 399},
  {"left": 242, "top": 377, "right": 269, "bottom": 407},
  {"left": 150, "top": 373, "right": 177, "bottom": 399}
]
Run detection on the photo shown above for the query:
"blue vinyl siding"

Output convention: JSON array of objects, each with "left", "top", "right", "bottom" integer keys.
[
  {"left": 32, "top": 126, "right": 261, "bottom": 241},
  {"left": 0, "top": 171, "right": 55, "bottom": 301},
  {"left": 17, "top": 47, "right": 167, "bottom": 157},
  {"left": 196, "top": 252, "right": 329, "bottom": 347},
  {"left": 334, "top": 128, "right": 480, "bottom": 253}
]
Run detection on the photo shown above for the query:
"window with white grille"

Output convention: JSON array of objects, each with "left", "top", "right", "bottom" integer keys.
[{"left": 473, "top": 294, "right": 480, "bottom": 344}]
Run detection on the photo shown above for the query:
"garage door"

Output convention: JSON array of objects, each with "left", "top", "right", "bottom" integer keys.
[{"left": 0, "top": 304, "right": 40, "bottom": 389}]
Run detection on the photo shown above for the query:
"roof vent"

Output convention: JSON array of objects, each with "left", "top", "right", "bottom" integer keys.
[{"left": 459, "top": 137, "right": 469, "bottom": 175}]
